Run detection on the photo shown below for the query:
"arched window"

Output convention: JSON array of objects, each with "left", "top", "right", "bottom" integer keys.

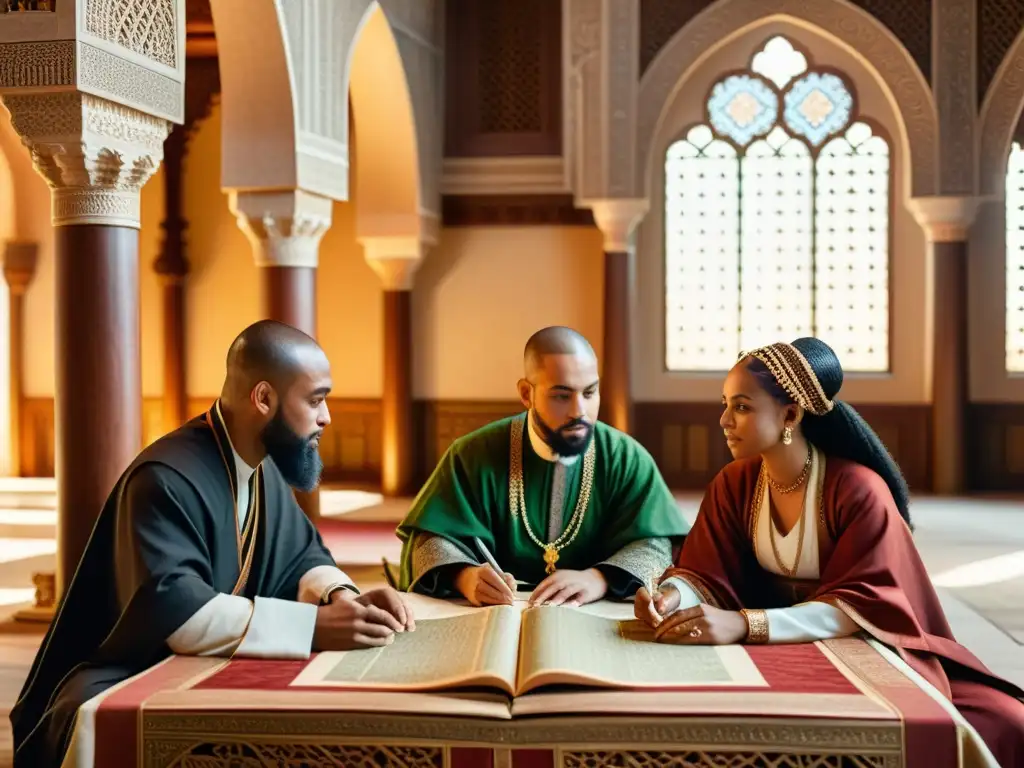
[
  {"left": 1006, "top": 142, "right": 1024, "bottom": 373},
  {"left": 664, "top": 36, "right": 890, "bottom": 372}
]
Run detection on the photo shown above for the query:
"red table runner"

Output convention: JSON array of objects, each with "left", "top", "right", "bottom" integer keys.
[{"left": 92, "top": 637, "right": 958, "bottom": 768}]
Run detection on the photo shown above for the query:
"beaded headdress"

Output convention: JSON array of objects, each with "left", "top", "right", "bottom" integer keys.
[{"left": 740, "top": 342, "right": 835, "bottom": 416}]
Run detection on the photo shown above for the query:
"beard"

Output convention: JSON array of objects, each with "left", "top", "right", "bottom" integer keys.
[
  {"left": 260, "top": 409, "right": 324, "bottom": 492},
  {"left": 531, "top": 409, "right": 594, "bottom": 457}
]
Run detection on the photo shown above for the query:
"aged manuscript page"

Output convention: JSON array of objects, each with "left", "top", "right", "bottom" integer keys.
[{"left": 292, "top": 597, "right": 765, "bottom": 696}]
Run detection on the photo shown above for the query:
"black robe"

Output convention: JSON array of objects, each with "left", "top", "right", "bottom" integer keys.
[{"left": 10, "top": 403, "right": 338, "bottom": 768}]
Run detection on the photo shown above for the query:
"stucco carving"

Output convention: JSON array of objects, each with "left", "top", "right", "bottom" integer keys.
[
  {"left": 85, "top": 0, "right": 178, "bottom": 70},
  {"left": 229, "top": 190, "right": 333, "bottom": 269},
  {"left": 566, "top": 0, "right": 603, "bottom": 200},
  {"left": 635, "top": 0, "right": 938, "bottom": 198},
  {"left": 2, "top": 91, "right": 169, "bottom": 228},
  {"left": 979, "top": 27, "right": 1024, "bottom": 197},
  {"left": 934, "top": 0, "right": 977, "bottom": 194},
  {"left": 0, "top": 41, "right": 75, "bottom": 89},
  {"left": 606, "top": 0, "right": 640, "bottom": 197},
  {"left": 78, "top": 41, "right": 182, "bottom": 123},
  {"left": 589, "top": 198, "right": 650, "bottom": 252},
  {"left": 361, "top": 235, "right": 425, "bottom": 291}
]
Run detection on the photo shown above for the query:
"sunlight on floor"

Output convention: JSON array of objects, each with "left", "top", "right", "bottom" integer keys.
[
  {"left": 320, "top": 490, "right": 385, "bottom": 517},
  {"left": 0, "top": 539, "right": 57, "bottom": 563},
  {"left": 931, "top": 550, "right": 1024, "bottom": 588}
]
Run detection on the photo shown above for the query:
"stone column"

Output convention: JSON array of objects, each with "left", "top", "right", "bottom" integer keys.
[
  {"left": 230, "top": 189, "right": 331, "bottom": 521},
  {"left": 588, "top": 199, "right": 648, "bottom": 435},
  {"left": 2, "top": 241, "right": 38, "bottom": 477},
  {"left": 155, "top": 58, "right": 221, "bottom": 435},
  {"left": 362, "top": 238, "right": 424, "bottom": 496},
  {"left": 909, "top": 196, "right": 980, "bottom": 495},
  {"left": 2, "top": 93, "right": 170, "bottom": 611}
]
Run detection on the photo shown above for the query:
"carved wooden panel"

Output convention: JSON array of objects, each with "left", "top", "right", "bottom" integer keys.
[
  {"left": 639, "top": 0, "right": 716, "bottom": 75},
  {"left": 35, "top": 397, "right": 1024, "bottom": 493},
  {"left": 444, "top": 0, "right": 562, "bottom": 157},
  {"left": 968, "top": 404, "right": 1024, "bottom": 491},
  {"left": 635, "top": 402, "right": 933, "bottom": 493},
  {"left": 979, "top": 0, "right": 1024, "bottom": 106}
]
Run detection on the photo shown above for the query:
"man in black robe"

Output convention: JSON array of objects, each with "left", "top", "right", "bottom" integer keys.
[{"left": 10, "top": 320, "right": 414, "bottom": 768}]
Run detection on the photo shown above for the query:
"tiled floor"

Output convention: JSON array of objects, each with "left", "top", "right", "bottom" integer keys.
[{"left": 0, "top": 480, "right": 1020, "bottom": 766}]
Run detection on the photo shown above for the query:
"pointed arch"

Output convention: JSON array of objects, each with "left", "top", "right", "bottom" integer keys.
[
  {"left": 350, "top": 3, "right": 423, "bottom": 238},
  {"left": 636, "top": 0, "right": 937, "bottom": 202},
  {"left": 979, "top": 26, "right": 1024, "bottom": 197}
]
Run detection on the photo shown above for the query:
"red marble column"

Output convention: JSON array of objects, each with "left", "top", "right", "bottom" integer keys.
[
  {"left": 382, "top": 289, "right": 414, "bottom": 495},
  {"left": 601, "top": 249, "right": 634, "bottom": 434},
  {"left": 55, "top": 225, "right": 142, "bottom": 596},
  {"left": 364, "top": 243, "right": 422, "bottom": 497},
  {"left": 589, "top": 200, "right": 647, "bottom": 435}
]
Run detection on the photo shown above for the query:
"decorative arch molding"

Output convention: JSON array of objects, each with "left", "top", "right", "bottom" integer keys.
[
  {"left": 979, "top": 26, "right": 1024, "bottom": 197},
  {"left": 350, "top": 2, "right": 426, "bottom": 238},
  {"left": 635, "top": 0, "right": 938, "bottom": 201}
]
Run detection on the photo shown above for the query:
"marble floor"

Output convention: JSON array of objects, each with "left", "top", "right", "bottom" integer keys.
[{"left": 0, "top": 479, "right": 1020, "bottom": 765}]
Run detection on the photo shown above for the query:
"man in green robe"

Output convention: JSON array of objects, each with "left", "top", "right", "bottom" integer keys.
[{"left": 397, "top": 326, "right": 689, "bottom": 606}]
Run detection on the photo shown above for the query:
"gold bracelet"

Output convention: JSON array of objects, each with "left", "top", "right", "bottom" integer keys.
[
  {"left": 318, "top": 582, "right": 354, "bottom": 605},
  {"left": 740, "top": 608, "right": 769, "bottom": 644}
]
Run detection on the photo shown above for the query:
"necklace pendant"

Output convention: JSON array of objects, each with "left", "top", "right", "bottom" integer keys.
[{"left": 543, "top": 546, "right": 559, "bottom": 574}]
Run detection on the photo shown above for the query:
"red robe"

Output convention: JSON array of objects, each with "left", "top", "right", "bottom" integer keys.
[{"left": 663, "top": 456, "right": 1024, "bottom": 765}]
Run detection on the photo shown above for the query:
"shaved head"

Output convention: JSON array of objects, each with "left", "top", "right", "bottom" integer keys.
[
  {"left": 518, "top": 326, "right": 600, "bottom": 457},
  {"left": 523, "top": 326, "right": 596, "bottom": 378},
  {"left": 224, "top": 320, "right": 326, "bottom": 398},
  {"left": 220, "top": 320, "right": 333, "bottom": 491}
]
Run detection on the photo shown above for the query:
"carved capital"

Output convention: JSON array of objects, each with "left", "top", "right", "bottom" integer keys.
[
  {"left": 906, "top": 196, "right": 982, "bottom": 242},
  {"left": 2, "top": 241, "right": 39, "bottom": 297},
  {"left": 585, "top": 198, "right": 649, "bottom": 251},
  {"left": 361, "top": 236, "right": 425, "bottom": 291},
  {"left": 229, "top": 190, "right": 332, "bottom": 269},
  {"left": 1, "top": 92, "right": 170, "bottom": 228}
]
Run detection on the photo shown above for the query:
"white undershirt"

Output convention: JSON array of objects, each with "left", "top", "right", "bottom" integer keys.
[
  {"left": 663, "top": 453, "right": 858, "bottom": 643},
  {"left": 164, "top": 409, "right": 353, "bottom": 659}
]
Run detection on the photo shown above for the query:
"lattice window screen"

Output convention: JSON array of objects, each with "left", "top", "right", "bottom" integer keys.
[
  {"left": 1006, "top": 143, "right": 1024, "bottom": 373},
  {"left": 664, "top": 36, "right": 891, "bottom": 373}
]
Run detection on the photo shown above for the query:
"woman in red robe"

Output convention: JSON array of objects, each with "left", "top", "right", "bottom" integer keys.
[{"left": 635, "top": 337, "right": 1024, "bottom": 766}]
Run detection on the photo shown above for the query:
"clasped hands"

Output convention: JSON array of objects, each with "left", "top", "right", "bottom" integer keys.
[
  {"left": 455, "top": 564, "right": 608, "bottom": 607},
  {"left": 633, "top": 584, "right": 748, "bottom": 645},
  {"left": 312, "top": 586, "right": 415, "bottom": 651}
]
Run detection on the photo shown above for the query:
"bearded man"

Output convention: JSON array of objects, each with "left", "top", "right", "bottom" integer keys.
[
  {"left": 397, "top": 326, "right": 689, "bottom": 607},
  {"left": 12, "top": 320, "right": 413, "bottom": 768}
]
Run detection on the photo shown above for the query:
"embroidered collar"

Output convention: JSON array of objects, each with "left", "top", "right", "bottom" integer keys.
[
  {"left": 527, "top": 410, "right": 581, "bottom": 466},
  {"left": 214, "top": 400, "right": 257, "bottom": 489}
]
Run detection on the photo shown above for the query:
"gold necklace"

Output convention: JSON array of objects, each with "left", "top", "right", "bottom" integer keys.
[
  {"left": 766, "top": 447, "right": 812, "bottom": 494},
  {"left": 509, "top": 415, "right": 595, "bottom": 574},
  {"left": 765, "top": 448, "right": 814, "bottom": 578}
]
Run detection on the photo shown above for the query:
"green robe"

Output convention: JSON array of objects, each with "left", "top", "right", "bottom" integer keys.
[{"left": 397, "top": 413, "right": 689, "bottom": 598}]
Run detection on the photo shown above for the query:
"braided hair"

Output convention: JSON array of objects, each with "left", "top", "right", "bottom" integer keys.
[{"left": 744, "top": 337, "right": 912, "bottom": 527}]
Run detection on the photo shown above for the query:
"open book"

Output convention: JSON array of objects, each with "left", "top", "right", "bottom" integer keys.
[{"left": 291, "top": 597, "right": 765, "bottom": 697}]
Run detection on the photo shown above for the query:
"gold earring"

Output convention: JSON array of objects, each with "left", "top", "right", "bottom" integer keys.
[{"left": 782, "top": 425, "right": 793, "bottom": 445}]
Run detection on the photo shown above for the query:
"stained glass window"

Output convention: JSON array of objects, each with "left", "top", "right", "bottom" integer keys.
[
  {"left": 1007, "top": 142, "right": 1024, "bottom": 373},
  {"left": 664, "top": 35, "right": 891, "bottom": 372}
]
